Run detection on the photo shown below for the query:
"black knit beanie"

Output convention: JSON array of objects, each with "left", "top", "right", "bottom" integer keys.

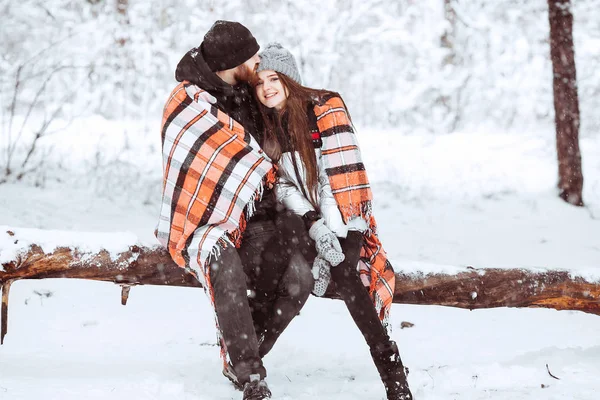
[{"left": 201, "top": 20, "right": 260, "bottom": 72}]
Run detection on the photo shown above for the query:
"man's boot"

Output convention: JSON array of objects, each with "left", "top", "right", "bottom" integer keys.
[
  {"left": 242, "top": 374, "right": 272, "bottom": 400},
  {"left": 223, "top": 361, "right": 243, "bottom": 390},
  {"left": 370, "top": 341, "right": 413, "bottom": 400}
]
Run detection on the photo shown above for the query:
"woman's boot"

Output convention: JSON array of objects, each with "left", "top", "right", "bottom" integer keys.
[{"left": 370, "top": 340, "right": 413, "bottom": 400}]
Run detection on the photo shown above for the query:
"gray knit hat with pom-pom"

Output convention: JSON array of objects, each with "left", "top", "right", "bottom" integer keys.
[{"left": 257, "top": 42, "right": 302, "bottom": 84}]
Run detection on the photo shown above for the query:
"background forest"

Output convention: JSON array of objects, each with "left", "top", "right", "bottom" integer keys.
[{"left": 2, "top": 0, "right": 600, "bottom": 188}]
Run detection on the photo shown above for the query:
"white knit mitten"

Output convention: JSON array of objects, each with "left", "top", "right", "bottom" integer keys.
[
  {"left": 311, "top": 256, "right": 331, "bottom": 297},
  {"left": 308, "top": 219, "right": 345, "bottom": 266}
]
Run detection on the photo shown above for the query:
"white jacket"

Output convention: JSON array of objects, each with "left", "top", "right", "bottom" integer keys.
[{"left": 274, "top": 149, "right": 367, "bottom": 238}]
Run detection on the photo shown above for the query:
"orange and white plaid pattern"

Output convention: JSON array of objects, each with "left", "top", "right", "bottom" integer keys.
[
  {"left": 156, "top": 82, "right": 275, "bottom": 287},
  {"left": 314, "top": 95, "right": 396, "bottom": 329}
]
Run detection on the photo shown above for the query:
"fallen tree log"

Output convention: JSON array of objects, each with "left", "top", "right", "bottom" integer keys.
[{"left": 1, "top": 229, "right": 599, "bottom": 344}]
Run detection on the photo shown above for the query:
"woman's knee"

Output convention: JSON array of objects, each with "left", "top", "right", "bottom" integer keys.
[
  {"left": 331, "top": 259, "right": 365, "bottom": 298},
  {"left": 284, "top": 253, "right": 314, "bottom": 300}
]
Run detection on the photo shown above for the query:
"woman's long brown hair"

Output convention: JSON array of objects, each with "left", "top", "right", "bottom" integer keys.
[{"left": 255, "top": 73, "right": 333, "bottom": 209}]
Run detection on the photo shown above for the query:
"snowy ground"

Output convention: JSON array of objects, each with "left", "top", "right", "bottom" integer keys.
[{"left": 1, "top": 122, "right": 599, "bottom": 399}]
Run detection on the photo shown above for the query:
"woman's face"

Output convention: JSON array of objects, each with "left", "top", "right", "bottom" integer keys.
[{"left": 255, "top": 70, "right": 288, "bottom": 110}]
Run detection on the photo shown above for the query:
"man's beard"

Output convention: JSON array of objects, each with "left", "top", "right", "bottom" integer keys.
[{"left": 233, "top": 63, "right": 256, "bottom": 84}]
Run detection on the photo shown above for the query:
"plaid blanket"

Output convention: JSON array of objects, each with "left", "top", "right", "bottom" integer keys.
[
  {"left": 314, "top": 95, "right": 396, "bottom": 329},
  {"left": 156, "top": 82, "right": 276, "bottom": 288}
]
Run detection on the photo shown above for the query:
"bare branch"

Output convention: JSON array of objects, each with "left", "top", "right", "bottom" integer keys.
[
  {"left": 11, "top": 65, "right": 84, "bottom": 153},
  {"left": 5, "top": 65, "right": 23, "bottom": 176},
  {"left": 39, "top": 4, "right": 56, "bottom": 21},
  {"left": 19, "top": 98, "right": 65, "bottom": 172},
  {"left": 3, "top": 63, "right": 91, "bottom": 181},
  {"left": 546, "top": 364, "right": 560, "bottom": 380}
]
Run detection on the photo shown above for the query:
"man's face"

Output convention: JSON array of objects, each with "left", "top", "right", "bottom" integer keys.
[{"left": 233, "top": 53, "right": 260, "bottom": 83}]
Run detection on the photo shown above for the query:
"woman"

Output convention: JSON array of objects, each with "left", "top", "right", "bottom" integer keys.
[{"left": 253, "top": 43, "right": 413, "bottom": 400}]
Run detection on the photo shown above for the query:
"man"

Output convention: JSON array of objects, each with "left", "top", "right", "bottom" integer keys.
[{"left": 156, "top": 21, "right": 313, "bottom": 400}]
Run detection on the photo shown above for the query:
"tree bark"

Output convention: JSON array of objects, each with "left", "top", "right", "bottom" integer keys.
[
  {"left": 2, "top": 242, "right": 599, "bottom": 343},
  {"left": 116, "top": 0, "right": 129, "bottom": 46},
  {"left": 441, "top": 0, "right": 457, "bottom": 66},
  {"left": 547, "top": 0, "right": 584, "bottom": 206},
  {"left": 116, "top": 0, "right": 129, "bottom": 18}
]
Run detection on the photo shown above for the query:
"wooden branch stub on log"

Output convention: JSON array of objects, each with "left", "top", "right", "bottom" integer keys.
[
  {"left": 1, "top": 280, "right": 13, "bottom": 345},
  {"left": 1, "top": 243, "right": 599, "bottom": 344},
  {"left": 121, "top": 285, "right": 131, "bottom": 306}
]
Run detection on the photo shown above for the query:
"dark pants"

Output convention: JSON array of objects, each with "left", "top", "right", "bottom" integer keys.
[
  {"left": 331, "top": 231, "right": 391, "bottom": 350},
  {"left": 334, "top": 233, "right": 409, "bottom": 396},
  {"left": 209, "top": 213, "right": 313, "bottom": 384}
]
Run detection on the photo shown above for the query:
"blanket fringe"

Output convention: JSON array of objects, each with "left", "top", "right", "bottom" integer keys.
[
  {"left": 227, "top": 168, "right": 278, "bottom": 248},
  {"left": 245, "top": 183, "right": 264, "bottom": 220},
  {"left": 338, "top": 200, "right": 373, "bottom": 225},
  {"left": 245, "top": 167, "right": 277, "bottom": 220},
  {"left": 373, "top": 290, "right": 392, "bottom": 333}
]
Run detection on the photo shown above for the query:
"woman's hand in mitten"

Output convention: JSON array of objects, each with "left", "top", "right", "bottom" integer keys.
[
  {"left": 308, "top": 219, "right": 345, "bottom": 266},
  {"left": 311, "top": 256, "right": 332, "bottom": 297}
]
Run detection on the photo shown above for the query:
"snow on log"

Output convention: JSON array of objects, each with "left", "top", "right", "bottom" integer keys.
[{"left": 1, "top": 227, "right": 600, "bottom": 343}]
